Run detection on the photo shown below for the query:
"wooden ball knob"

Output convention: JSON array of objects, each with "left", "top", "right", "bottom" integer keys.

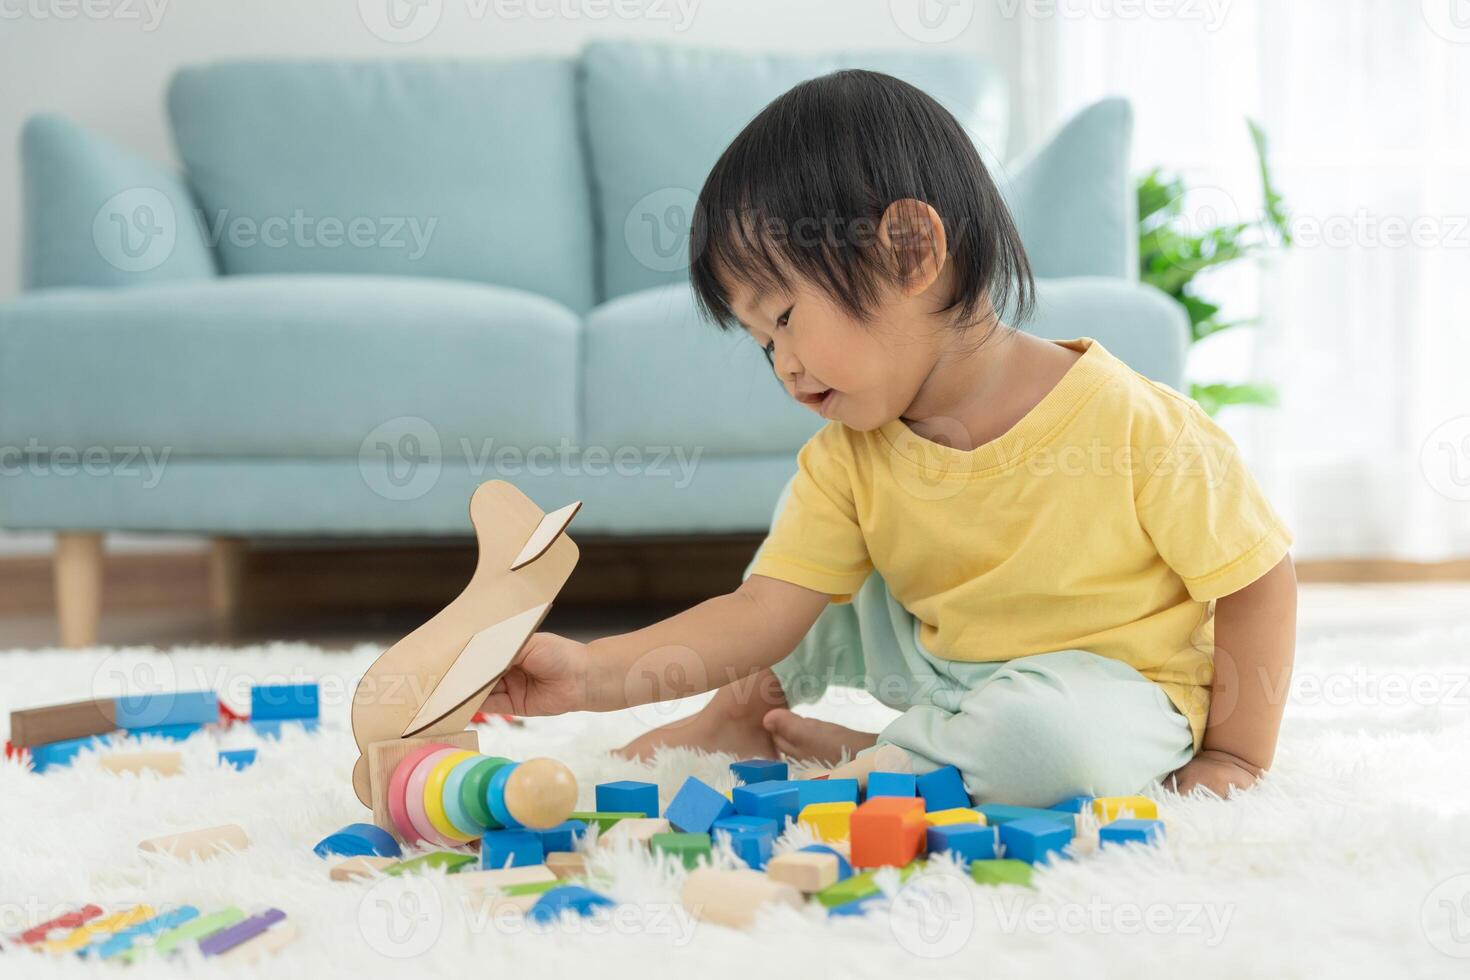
[{"left": 502, "top": 757, "right": 577, "bottom": 829}]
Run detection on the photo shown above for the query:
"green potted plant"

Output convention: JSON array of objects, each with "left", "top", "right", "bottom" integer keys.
[{"left": 1138, "top": 119, "right": 1292, "bottom": 416}]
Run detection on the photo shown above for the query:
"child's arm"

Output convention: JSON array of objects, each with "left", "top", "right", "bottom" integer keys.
[
  {"left": 1170, "top": 554, "right": 1297, "bottom": 797},
  {"left": 480, "top": 574, "right": 830, "bottom": 716}
]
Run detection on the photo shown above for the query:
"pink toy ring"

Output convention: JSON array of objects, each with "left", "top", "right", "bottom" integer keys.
[
  {"left": 387, "top": 744, "right": 450, "bottom": 845},
  {"left": 405, "top": 748, "right": 461, "bottom": 847}
]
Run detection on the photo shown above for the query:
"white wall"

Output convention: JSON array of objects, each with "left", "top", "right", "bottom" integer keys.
[{"left": 0, "top": 0, "right": 1047, "bottom": 555}]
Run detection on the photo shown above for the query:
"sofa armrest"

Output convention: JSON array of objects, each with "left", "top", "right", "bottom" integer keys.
[
  {"left": 21, "top": 114, "right": 216, "bottom": 291},
  {"left": 1025, "top": 277, "right": 1190, "bottom": 390}
]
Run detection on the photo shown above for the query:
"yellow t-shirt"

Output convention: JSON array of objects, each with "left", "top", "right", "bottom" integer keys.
[{"left": 749, "top": 337, "right": 1292, "bottom": 750}]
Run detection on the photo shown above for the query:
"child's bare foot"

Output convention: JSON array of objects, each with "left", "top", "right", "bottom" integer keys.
[
  {"left": 614, "top": 668, "right": 786, "bottom": 762},
  {"left": 761, "top": 708, "right": 879, "bottom": 767}
]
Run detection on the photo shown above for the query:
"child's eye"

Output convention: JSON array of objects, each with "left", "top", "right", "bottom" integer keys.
[{"left": 776, "top": 307, "right": 792, "bottom": 328}]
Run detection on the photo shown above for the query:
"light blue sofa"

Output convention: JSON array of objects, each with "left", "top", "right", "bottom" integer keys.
[{"left": 1, "top": 41, "right": 1187, "bottom": 645}]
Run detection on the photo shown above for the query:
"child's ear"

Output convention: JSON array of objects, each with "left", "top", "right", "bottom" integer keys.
[{"left": 877, "top": 198, "right": 948, "bottom": 295}]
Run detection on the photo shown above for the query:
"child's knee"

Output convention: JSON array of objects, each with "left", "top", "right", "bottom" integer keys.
[{"left": 960, "top": 683, "right": 1104, "bottom": 807}]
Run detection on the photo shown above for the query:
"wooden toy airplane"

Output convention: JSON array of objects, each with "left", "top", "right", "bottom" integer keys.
[{"left": 348, "top": 480, "right": 582, "bottom": 807}]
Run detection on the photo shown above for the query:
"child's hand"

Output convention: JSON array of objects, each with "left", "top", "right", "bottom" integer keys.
[
  {"left": 1168, "top": 748, "right": 1263, "bottom": 798},
  {"left": 479, "top": 631, "right": 602, "bottom": 717}
]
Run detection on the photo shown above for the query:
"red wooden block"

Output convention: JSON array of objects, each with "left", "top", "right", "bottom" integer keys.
[
  {"left": 17, "top": 904, "right": 103, "bottom": 945},
  {"left": 850, "top": 796, "right": 926, "bottom": 868}
]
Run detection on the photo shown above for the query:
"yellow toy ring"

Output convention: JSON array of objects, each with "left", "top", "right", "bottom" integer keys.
[{"left": 424, "top": 750, "right": 479, "bottom": 843}]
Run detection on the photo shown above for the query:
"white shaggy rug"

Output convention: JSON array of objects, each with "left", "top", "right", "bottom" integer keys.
[{"left": 2, "top": 625, "right": 1469, "bottom": 979}]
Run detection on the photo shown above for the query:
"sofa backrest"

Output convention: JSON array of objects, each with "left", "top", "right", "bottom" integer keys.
[
  {"left": 579, "top": 41, "right": 1011, "bottom": 306},
  {"left": 167, "top": 59, "right": 597, "bottom": 314}
]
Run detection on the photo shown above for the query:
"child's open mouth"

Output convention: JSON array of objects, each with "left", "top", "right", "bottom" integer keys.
[{"left": 795, "top": 388, "right": 834, "bottom": 412}]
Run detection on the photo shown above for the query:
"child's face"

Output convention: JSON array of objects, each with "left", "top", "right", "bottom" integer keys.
[{"left": 729, "top": 266, "right": 952, "bottom": 432}]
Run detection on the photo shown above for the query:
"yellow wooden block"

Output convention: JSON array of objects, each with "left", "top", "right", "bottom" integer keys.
[
  {"left": 925, "top": 808, "right": 985, "bottom": 828},
  {"left": 798, "top": 801, "right": 856, "bottom": 841},
  {"left": 1092, "top": 796, "right": 1158, "bottom": 822},
  {"left": 44, "top": 905, "right": 154, "bottom": 953}
]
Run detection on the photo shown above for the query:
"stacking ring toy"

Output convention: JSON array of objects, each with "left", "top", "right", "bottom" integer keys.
[
  {"left": 380, "top": 748, "right": 577, "bottom": 847},
  {"left": 424, "top": 750, "right": 479, "bottom": 843},
  {"left": 405, "top": 748, "right": 461, "bottom": 846}
]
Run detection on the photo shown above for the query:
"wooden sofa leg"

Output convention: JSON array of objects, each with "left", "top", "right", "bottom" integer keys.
[
  {"left": 55, "top": 532, "right": 104, "bottom": 649},
  {"left": 209, "top": 537, "right": 247, "bottom": 623}
]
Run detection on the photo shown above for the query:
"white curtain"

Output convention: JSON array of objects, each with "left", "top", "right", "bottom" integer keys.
[{"left": 1042, "top": 0, "right": 1470, "bottom": 561}]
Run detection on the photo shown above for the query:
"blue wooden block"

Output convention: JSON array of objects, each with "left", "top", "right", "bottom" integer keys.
[
  {"left": 664, "top": 777, "right": 735, "bottom": 833},
  {"left": 977, "top": 804, "right": 1076, "bottom": 826},
  {"left": 127, "top": 723, "right": 203, "bottom": 742},
  {"left": 481, "top": 830, "right": 544, "bottom": 869},
  {"left": 1050, "top": 795, "right": 1094, "bottom": 814},
  {"left": 998, "top": 816, "right": 1074, "bottom": 864},
  {"left": 1099, "top": 818, "right": 1165, "bottom": 848},
  {"left": 528, "top": 885, "right": 615, "bottom": 923},
  {"left": 712, "top": 815, "right": 778, "bottom": 839},
  {"left": 531, "top": 819, "right": 587, "bottom": 854},
  {"left": 218, "top": 749, "right": 257, "bottom": 770},
  {"left": 251, "top": 718, "right": 320, "bottom": 739},
  {"left": 799, "top": 843, "right": 853, "bottom": 881},
  {"left": 711, "top": 820, "right": 774, "bottom": 870},
  {"left": 314, "top": 823, "right": 402, "bottom": 859},
  {"left": 29, "top": 735, "right": 110, "bottom": 773},
  {"left": 795, "top": 778, "right": 859, "bottom": 807},
  {"left": 595, "top": 780, "right": 659, "bottom": 817},
  {"left": 732, "top": 781, "right": 800, "bottom": 828},
  {"left": 828, "top": 894, "right": 886, "bottom": 917},
  {"left": 866, "top": 771, "right": 917, "bottom": 798},
  {"left": 916, "top": 765, "right": 969, "bottom": 812},
  {"left": 250, "top": 684, "right": 320, "bottom": 721},
  {"left": 730, "top": 759, "right": 787, "bottom": 785},
  {"left": 926, "top": 824, "right": 998, "bottom": 863},
  {"left": 113, "top": 690, "right": 218, "bottom": 729}
]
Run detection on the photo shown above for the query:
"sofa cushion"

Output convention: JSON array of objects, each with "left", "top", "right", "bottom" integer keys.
[
  {"left": 582, "top": 284, "right": 822, "bottom": 456},
  {"left": 167, "top": 59, "right": 597, "bottom": 313},
  {"left": 0, "top": 276, "right": 580, "bottom": 459},
  {"left": 580, "top": 41, "right": 1010, "bottom": 304},
  {"left": 996, "top": 98, "right": 1138, "bottom": 280}
]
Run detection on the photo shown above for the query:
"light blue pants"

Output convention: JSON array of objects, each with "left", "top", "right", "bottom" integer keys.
[{"left": 745, "top": 478, "right": 1196, "bottom": 808}]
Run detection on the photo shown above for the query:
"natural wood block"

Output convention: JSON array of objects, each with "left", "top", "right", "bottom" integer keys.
[
  {"left": 546, "top": 851, "right": 587, "bottom": 879},
  {"left": 329, "top": 856, "right": 396, "bottom": 881},
  {"left": 367, "top": 732, "right": 480, "bottom": 841},
  {"left": 680, "top": 868, "right": 802, "bottom": 928},
  {"left": 598, "top": 817, "right": 670, "bottom": 848},
  {"left": 101, "top": 751, "right": 181, "bottom": 776},
  {"left": 766, "top": 851, "right": 839, "bottom": 893},
  {"left": 139, "top": 824, "right": 249, "bottom": 861},
  {"left": 9, "top": 698, "right": 117, "bottom": 748}
]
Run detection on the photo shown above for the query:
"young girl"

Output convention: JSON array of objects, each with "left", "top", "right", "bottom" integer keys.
[{"left": 481, "top": 70, "right": 1297, "bottom": 805}]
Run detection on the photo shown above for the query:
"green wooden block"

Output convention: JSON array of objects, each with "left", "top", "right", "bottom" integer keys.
[
  {"left": 119, "top": 907, "right": 245, "bottom": 963},
  {"left": 650, "top": 832, "right": 712, "bottom": 869},
  {"left": 970, "top": 859, "right": 1033, "bottom": 887},
  {"left": 502, "top": 878, "right": 567, "bottom": 897},
  {"left": 384, "top": 852, "right": 477, "bottom": 876},
  {"left": 569, "top": 811, "right": 645, "bottom": 833}
]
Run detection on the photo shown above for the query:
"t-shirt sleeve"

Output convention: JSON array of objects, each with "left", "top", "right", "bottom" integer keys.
[
  {"left": 1135, "top": 401, "right": 1292, "bottom": 601},
  {"left": 748, "top": 425, "right": 873, "bottom": 602}
]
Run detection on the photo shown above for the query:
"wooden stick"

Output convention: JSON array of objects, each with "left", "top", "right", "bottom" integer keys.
[{"left": 139, "top": 824, "right": 249, "bottom": 860}]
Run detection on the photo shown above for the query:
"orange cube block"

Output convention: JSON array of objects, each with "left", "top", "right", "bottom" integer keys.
[{"left": 850, "top": 796, "right": 926, "bottom": 869}]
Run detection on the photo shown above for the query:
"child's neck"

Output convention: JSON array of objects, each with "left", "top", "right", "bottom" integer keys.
[{"left": 899, "top": 328, "right": 1083, "bottom": 450}]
